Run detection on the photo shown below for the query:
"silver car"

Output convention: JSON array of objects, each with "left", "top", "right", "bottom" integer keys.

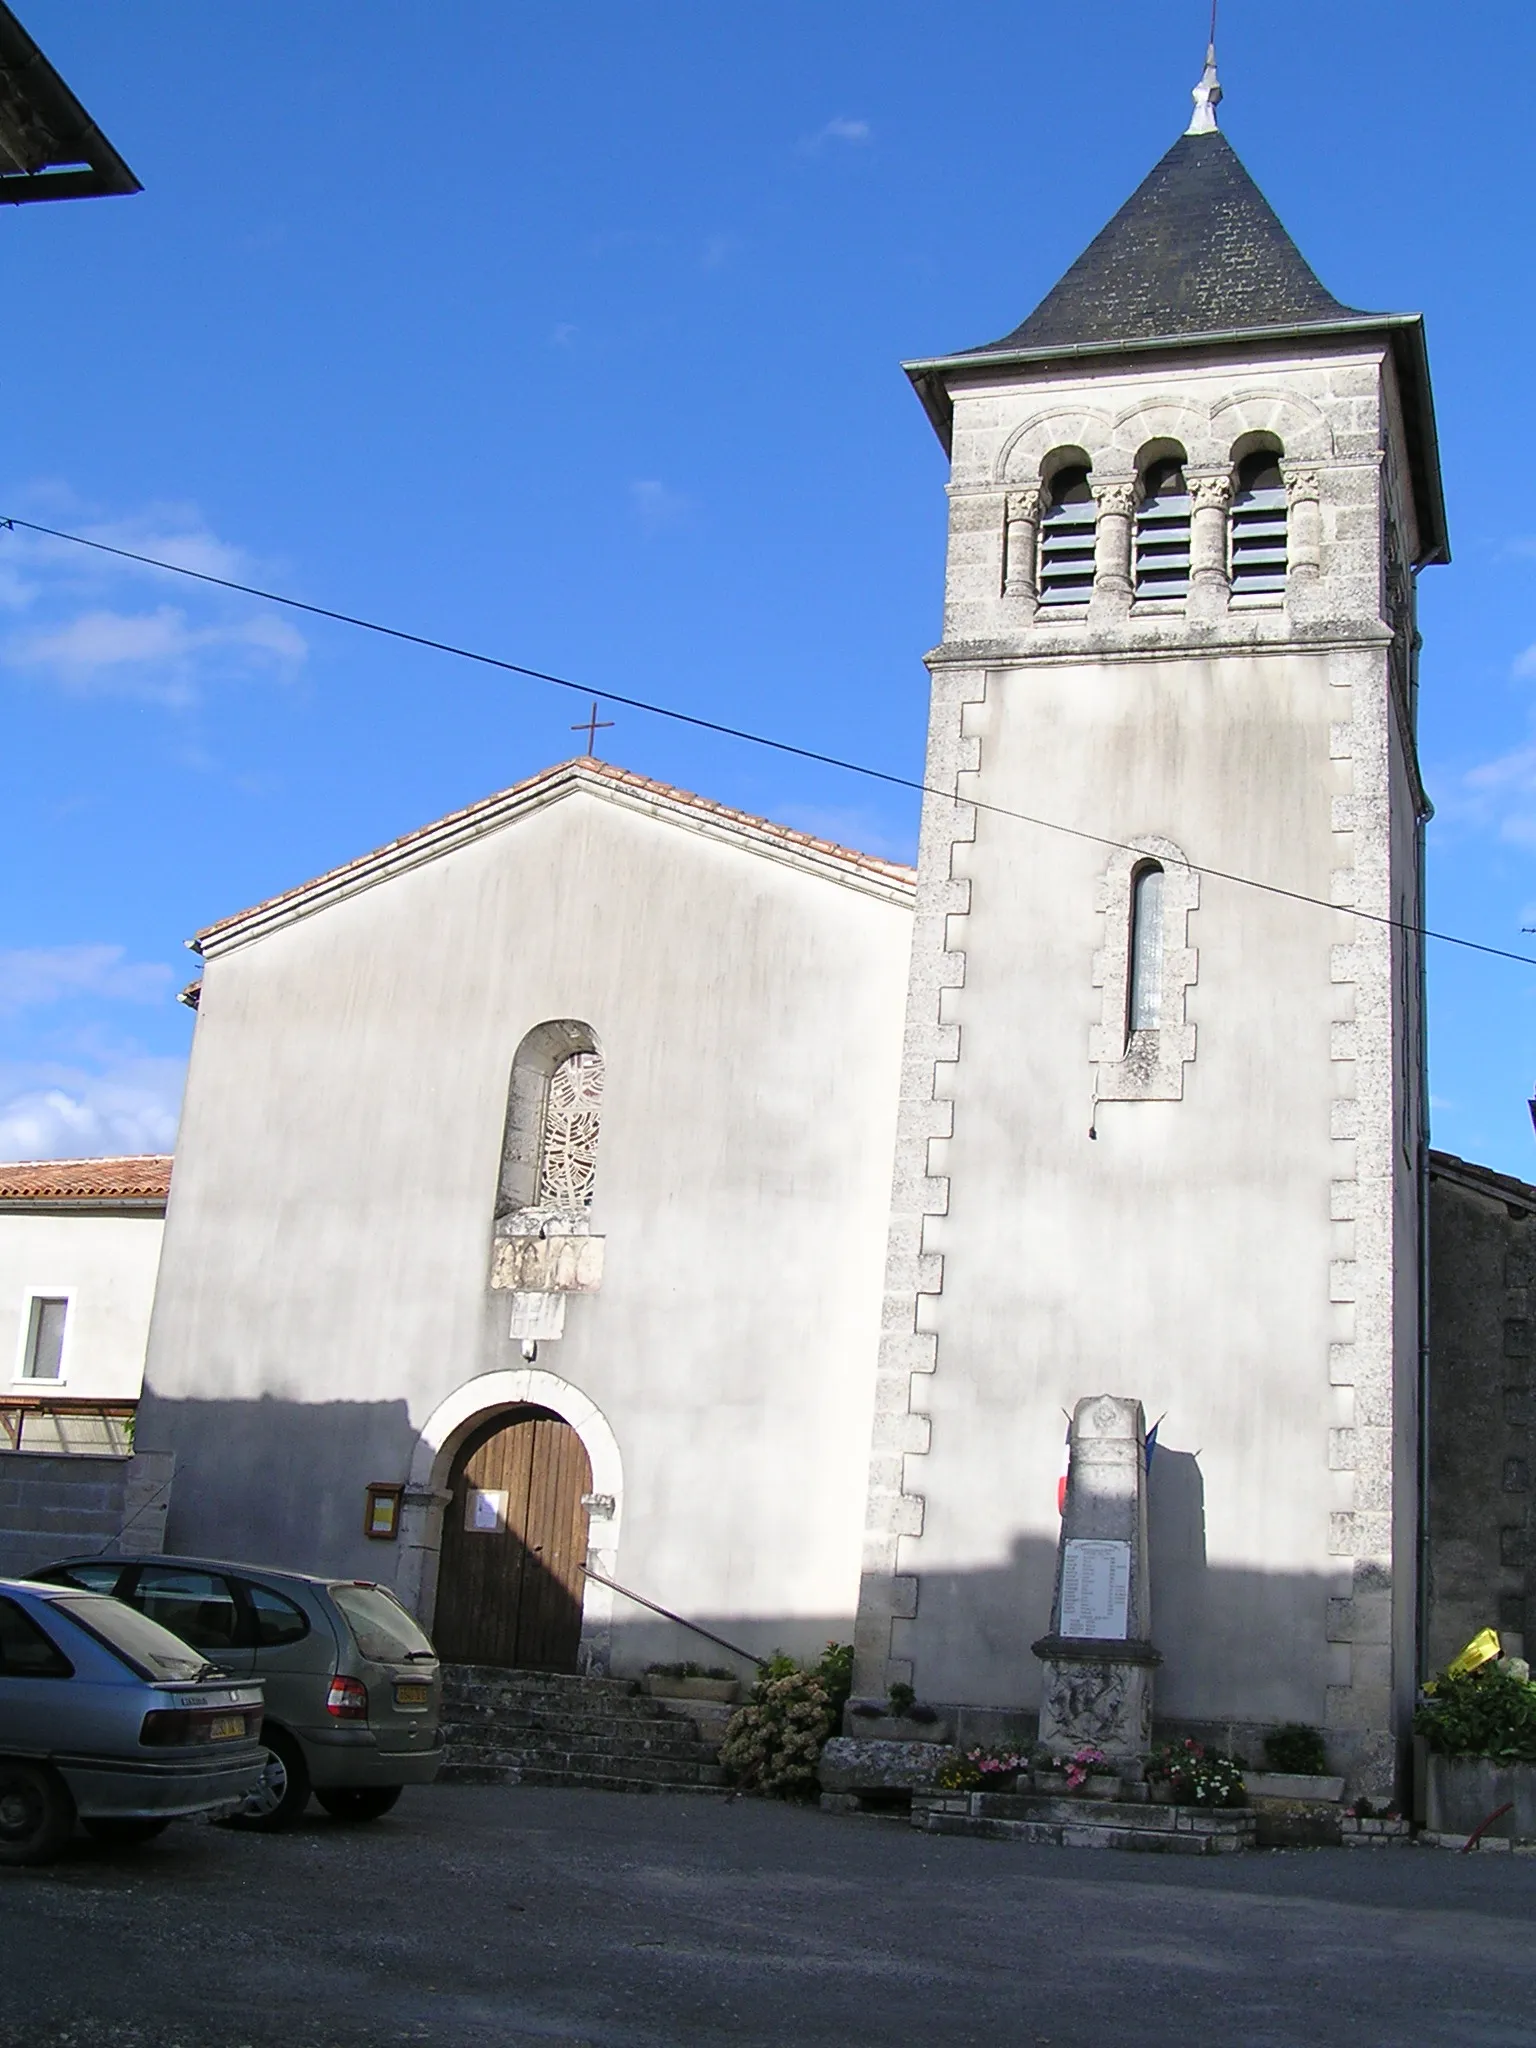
[
  {"left": 0, "top": 1576, "right": 265, "bottom": 1865},
  {"left": 35, "top": 1554, "right": 443, "bottom": 1829}
]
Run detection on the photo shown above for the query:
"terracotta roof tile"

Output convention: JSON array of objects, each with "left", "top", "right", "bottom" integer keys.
[
  {"left": 196, "top": 757, "right": 915, "bottom": 947},
  {"left": 0, "top": 1156, "right": 172, "bottom": 1204}
]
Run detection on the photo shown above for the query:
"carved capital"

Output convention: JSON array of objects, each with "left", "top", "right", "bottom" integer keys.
[
  {"left": 1188, "top": 472, "right": 1233, "bottom": 513},
  {"left": 1281, "top": 464, "right": 1322, "bottom": 506},
  {"left": 1005, "top": 489, "right": 1043, "bottom": 526},
  {"left": 1092, "top": 481, "right": 1137, "bottom": 518}
]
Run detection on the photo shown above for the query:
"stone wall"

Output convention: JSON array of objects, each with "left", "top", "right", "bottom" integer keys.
[
  {"left": 0, "top": 1449, "right": 173, "bottom": 1580},
  {"left": 1426, "top": 1150, "right": 1535, "bottom": 1668}
]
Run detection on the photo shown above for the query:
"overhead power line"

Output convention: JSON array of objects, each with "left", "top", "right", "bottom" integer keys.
[{"left": 4, "top": 510, "right": 1532, "bottom": 973}]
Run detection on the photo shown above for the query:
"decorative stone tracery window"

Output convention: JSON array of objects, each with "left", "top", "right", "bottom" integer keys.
[
  {"left": 496, "top": 1019, "right": 604, "bottom": 1231},
  {"left": 537, "top": 1050, "right": 604, "bottom": 1209},
  {"left": 491, "top": 1021, "right": 607, "bottom": 1336},
  {"left": 1089, "top": 837, "right": 1199, "bottom": 1103}
]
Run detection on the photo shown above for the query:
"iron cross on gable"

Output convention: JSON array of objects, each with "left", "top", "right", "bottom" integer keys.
[{"left": 572, "top": 700, "right": 614, "bottom": 757}]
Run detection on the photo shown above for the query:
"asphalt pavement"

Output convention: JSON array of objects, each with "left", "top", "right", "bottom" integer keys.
[{"left": 3, "top": 1784, "right": 1535, "bottom": 2048}]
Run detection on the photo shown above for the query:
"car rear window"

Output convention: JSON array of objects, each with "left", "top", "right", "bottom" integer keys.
[
  {"left": 0, "top": 1595, "right": 73, "bottom": 1677},
  {"left": 38, "top": 1562, "right": 126, "bottom": 1595},
  {"left": 328, "top": 1584, "right": 435, "bottom": 1664},
  {"left": 49, "top": 1593, "right": 211, "bottom": 1683}
]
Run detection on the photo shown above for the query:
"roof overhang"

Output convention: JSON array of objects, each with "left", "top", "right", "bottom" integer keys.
[
  {"left": 0, "top": 2, "right": 139, "bottom": 205},
  {"left": 905, "top": 311, "right": 1449, "bottom": 570}
]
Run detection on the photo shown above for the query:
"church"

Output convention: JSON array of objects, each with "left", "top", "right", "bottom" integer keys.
[{"left": 135, "top": 57, "right": 1453, "bottom": 1797}]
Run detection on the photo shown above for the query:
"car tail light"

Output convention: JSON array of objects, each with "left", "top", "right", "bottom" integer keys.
[{"left": 325, "top": 1675, "right": 369, "bottom": 1720}]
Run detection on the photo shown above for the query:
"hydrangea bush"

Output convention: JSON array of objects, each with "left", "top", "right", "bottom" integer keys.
[{"left": 719, "top": 1642, "right": 851, "bottom": 1799}]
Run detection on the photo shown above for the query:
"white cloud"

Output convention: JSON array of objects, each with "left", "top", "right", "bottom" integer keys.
[
  {"left": 0, "top": 945, "right": 174, "bottom": 1016},
  {"left": 6, "top": 603, "right": 305, "bottom": 703},
  {"left": 1445, "top": 743, "right": 1536, "bottom": 848},
  {"left": 0, "top": 1056, "right": 184, "bottom": 1161},
  {"left": 628, "top": 479, "right": 689, "bottom": 535},
  {"left": 800, "top": 116, "right": 872, "bottom": 153},
  {"left": 1514, "top": 643, "right": 1536, "bottom": 680},
  {"left": 0, "top": 494, "right": 307, "bottom": 705}
]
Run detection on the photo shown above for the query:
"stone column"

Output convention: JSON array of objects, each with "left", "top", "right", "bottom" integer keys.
[
  {"left": 1032, "top": 1394, "right": 1159, "bottom": 1761},
  {"left": 1002, "top": 488, "right": 1041, "bottom": 607},
  {"left": 1186, "top": 471, "right": 1232, "bottom": 620},
  {"left": 1089, "top": 481, "right": 1135, "bottom": 619},
  {"left": 1282, "top": 464, "right": 1323, "bottom": 581}
]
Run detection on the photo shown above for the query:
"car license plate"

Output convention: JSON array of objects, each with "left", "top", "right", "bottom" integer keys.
[
  {"left": 394, "top": 1682, "right": 430, "bottom": 1709},
  {"left": 209, "top": 1715, "right": 246, "bottom": 1741}
]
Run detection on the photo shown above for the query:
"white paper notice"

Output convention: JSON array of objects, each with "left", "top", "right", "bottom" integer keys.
[
  {"left": 1059, "top": 1538, "right": 1132, "bottom": 1640},
  {"left": 466, "top": 1487, "right": 508, "bottom": 1534}
]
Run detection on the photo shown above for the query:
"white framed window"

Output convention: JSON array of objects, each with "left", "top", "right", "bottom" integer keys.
[{"left": 16, "top": 1293, "right": 71, "bottom": 1385}]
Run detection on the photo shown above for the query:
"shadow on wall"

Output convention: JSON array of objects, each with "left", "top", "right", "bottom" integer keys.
[
  {"left": 136, "top": 1394, "right": 419, "bottom": 1581},
  {"left": 138, "top": 1399, "right": 1381, "bottom": 1776}
]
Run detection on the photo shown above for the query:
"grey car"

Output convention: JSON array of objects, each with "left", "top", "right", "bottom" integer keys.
[
  {"left": 34, "top": 1554, "right": 443, "bottom": 1828},
  {"left": 0, "top": 1576, "right": 266, "bottom": 1865}
]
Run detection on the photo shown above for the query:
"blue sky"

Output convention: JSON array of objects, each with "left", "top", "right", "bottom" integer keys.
[{"left": 4, "top": 2, "right": 1536, "bottom": 1174}]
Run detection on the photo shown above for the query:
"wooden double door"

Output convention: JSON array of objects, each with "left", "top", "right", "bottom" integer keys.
[{"left": 434, "top": 1406, "right": 593, "bottom": 1671}]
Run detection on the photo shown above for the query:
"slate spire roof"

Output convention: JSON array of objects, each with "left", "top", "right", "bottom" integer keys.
[
  {"left": 974, "top": 129, "right": 1358, "bottom": 358},
  {"left": 902, "top": 52, "right": 1449, "bottom": 565}
]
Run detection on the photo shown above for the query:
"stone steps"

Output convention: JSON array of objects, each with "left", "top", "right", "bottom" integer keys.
[{"left": 439, "top": 1663, "right": 732, "bottom": 1796}]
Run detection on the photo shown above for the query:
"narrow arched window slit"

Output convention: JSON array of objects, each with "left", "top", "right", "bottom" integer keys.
[{"left": 1128, "top": 863, "right": 1166, "bottom": 1037}]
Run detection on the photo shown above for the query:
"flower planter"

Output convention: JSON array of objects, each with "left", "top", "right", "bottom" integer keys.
[
  {"left": 1081, "top": 1775, "right": 1123, "bottom": 1801},
  {"left": 1242, "top": 1771, "right": 1345, "bottom": 1804},
  {"left": 1424, "top": 1755, "right": 1536, "bottom": 1841},
  {"left": 1148, "top": 1781, "right": 1174, "bottom": 1805},
  {"left": 973, "top": 1770, "right": 1020, "bottom": 1794},
  {"left": 642, "top": 1674, "right": 740, "bottom": 1704},
  {"left": 1033, "top": 1770, "right": 1070, "bottom": 1796}
]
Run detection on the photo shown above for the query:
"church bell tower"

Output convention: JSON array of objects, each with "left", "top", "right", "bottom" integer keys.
[{"left": 854, "top": 50, "right": 1447, "bottom": 1793}]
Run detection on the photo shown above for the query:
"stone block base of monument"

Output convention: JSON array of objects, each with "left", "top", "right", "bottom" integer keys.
[{"left": 909, "top": 1789, "right": 1256, "bottom": 1855}]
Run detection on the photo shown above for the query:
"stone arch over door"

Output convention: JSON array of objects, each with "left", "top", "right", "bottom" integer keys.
[{"left": 398, "top": 1368, "right": 623, "bottom": 1673}]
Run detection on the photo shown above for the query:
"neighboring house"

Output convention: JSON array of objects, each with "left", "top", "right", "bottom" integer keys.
[
  {"left": 0, "top": 1157, "right": 171, "bottom": 1577},
  {"left": 0, "top": 1156, "right": 169, "bottom": 1452},
  {"left": 1426, "top": 1151, "right": 1535, "bottom": 1670}
]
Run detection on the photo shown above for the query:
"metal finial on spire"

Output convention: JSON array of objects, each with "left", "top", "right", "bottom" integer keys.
[{"left": 1186, "top": 40, "right": 1223, "bottom": 135}]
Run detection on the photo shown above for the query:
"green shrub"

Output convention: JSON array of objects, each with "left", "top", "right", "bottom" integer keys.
[
  {"left": 1413, "top": 1663, "right": 1536, "bottom": 1764},
  {"left": 1262, "top": 1724, "right": 1328, "bottom": 1776},
  {"left": 816, "top": 1641, "right": 854, "bottom": 1721},
  {"left": 886, "top": 1681, "right": 916, "bottom": 1719}
]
